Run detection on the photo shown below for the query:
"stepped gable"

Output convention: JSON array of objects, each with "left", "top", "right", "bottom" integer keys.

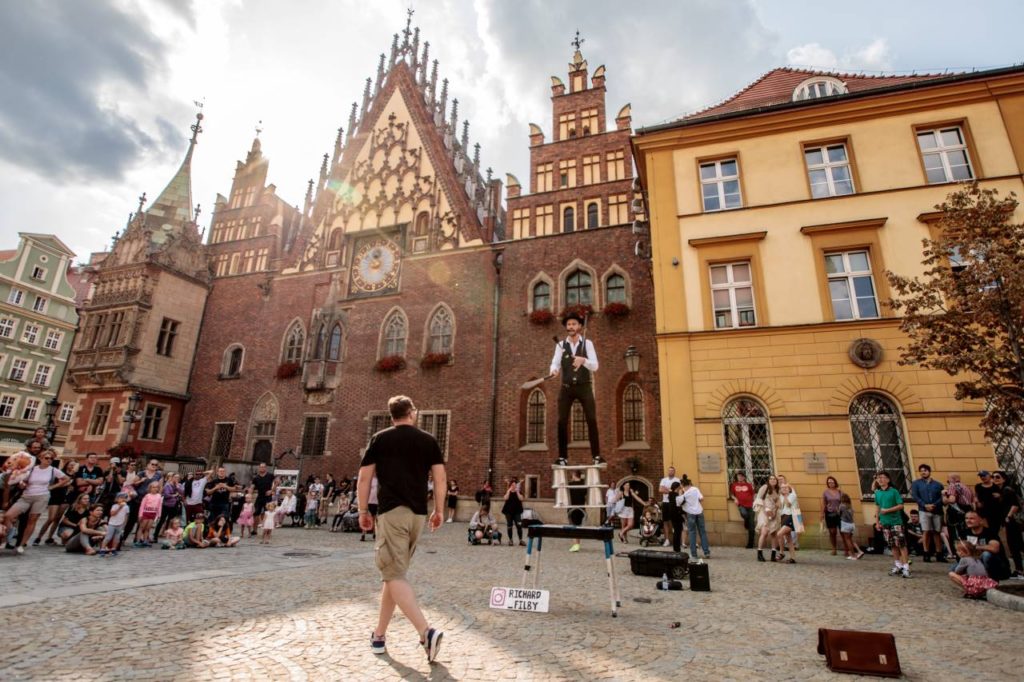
[
  {"left": 291, "top": 18, "right": 498, "bottom": 272},
  {"left": 683, "top": 67, "right": 953, "bottom": 122}
]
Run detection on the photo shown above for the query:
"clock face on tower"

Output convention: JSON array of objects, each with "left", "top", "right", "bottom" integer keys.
[{"left": 350, "top": 237, "right": 401, "bottom": 295}]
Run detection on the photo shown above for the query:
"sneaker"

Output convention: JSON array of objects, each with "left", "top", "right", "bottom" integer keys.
[
  {"left": 901, "top": 566, "right": 912, "bottom": 579},
  {"left": 111, "top": 551, "right": 120, "bottom": 557},
  {"left": 855, "top": 551, "right": 865, "bottom": 560},
  {"left": 44, "top": 538, "right": 55, "bottom": 545},
  {"left": 569, "top": 543, "right": 581, "bottom": 552},
  {"left": 847, "top": 555, "right": 858, "bottom": 561},
  {"left": 445, "top": 519, "right": 452, "bottom": 523},
  {"left": 422, "top": 628, "right": 443, "bottom": 663},
  {"left": 15, "top": 545, "right": 25, "bottom": 555},
  {"left": 370, "top": 632, "right": 386, "bottom": 655},
  {"left": 661, "top": 539, "right": 671, "bottom": 547},
  {"left": 1010, "top": 572, "right": 1024, "bottom": 580},
  {"left": 703, "top": 553, "right": 711, "bottom": 560},
  {"left": 31, "top": 538, "right": 40, "bottom": 546},
  {"left": 889, "top": 565, "right": 902, "bottom": 576}
]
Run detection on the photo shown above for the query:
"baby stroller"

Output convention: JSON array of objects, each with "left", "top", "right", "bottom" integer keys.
[
  {"left": 340, "top": 507, "right": 361, "bottom": 532},
  {"left": 638, "top": 504, "right": 664, "bottom": 547}
]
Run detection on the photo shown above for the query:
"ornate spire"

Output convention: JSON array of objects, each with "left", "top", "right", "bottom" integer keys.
[
  {"left": 570, "top": 29, "right": 587, "bottom": 69},
  {"left": 390, "top": 33, "right": 399, "bottom": 66},
  {"left": 360, "top": 77, "right": 371, "bottom": 118},
  {"left": 411, "top": 27, "right": 420, "bottom": 67},
  {"left": 429, "top": 60, "right": 439, "bottom": 105},
  {"left": 449, "top": 97, "right": 458, "bottom": 134},
  {"left": 142, "top": 110, "right": 202, "bottom": 239},
  {"left": 304, "top": 179, "right": 314, "bottom": 216},
  {"left": 347, "top": 102, "right": 358, "bottom": 140},
  {"left": 402, "top": 7, "right": 414, "bottom": 49},
  {"left": 319, "top": 153, "right": 329, "bottom": 185},
  {"left": 438, "top": 78, "right": 449, "bottom": 118},
  {"left": 374, "top": 53, "right": 385, "bottom": 96},
  {"left": 473, "top": 143, "right": 481, "bottom": 173},
  {"left": 332, "top": 127, "right": 344, "bottom": 165},
  {"left": 137, "top": 192, "right": 147, "bottom": 214},
  {"left": 420, "top": 41, "right": 430, "bottom": 83},
  {"left": 461, "top": 120, "right": 469, "bottom": 153},
  {"left": 194, "top": 204, "right": 201, "bottom": 223}
]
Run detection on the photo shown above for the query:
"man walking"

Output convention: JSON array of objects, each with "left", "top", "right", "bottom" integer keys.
[
  {"left": 658, "top": 466, "right": 681, "bottom": 547},
  {"left": 874, "top": 471, "right": 911, "bottom": 578},
  {"left": 358, "top": 395, "right": 446, "bottom": 663},
  {"left": 550, "top": 311, "right": 601, "bottom": 466},
  {"left": 910, "top": 464, "right": 944, "bottom": 562}
]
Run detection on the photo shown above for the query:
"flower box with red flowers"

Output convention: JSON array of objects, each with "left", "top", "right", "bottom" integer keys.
[
  {"left": 276, "top": 362, "right": 301, "bottom": 379},
  {"left": 375, "top": 355, "right": 407, "bottom": 373},
  {"left": 107, "top": 443, "right": 142, "bottom": 460},
  {"left": 529, "top": 309, "right": 554, "bottom": 325},
  {"left": 420, "top": 352, "right": 452, "bottom": 369},
  {"left": 602, "top": 302, "right": 631, "bottom": 318}
]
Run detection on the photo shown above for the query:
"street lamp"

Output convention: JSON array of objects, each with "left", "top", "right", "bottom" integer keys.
[
  {"left": 43, "top": 396, "right": 60, "bottom": 443},
  {"left": 624, "top": 345, "right": 641, "bottom": 374},
  {"left": 124, "top": 390, "right": 143, "bottom": 422}
]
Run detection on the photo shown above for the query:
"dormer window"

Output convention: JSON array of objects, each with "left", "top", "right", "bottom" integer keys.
[{"left": 792, "top": 77, "right": 848, "bottom": 102}]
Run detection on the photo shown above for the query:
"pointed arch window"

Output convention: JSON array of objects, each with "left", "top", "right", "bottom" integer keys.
[
  {"left": 563, "top": 206, "right": 575, "bottom": 233},
  {"left": 412, "top": 211, "right": 431, "bottom": 253},
  {"left": 606, "top": 274, "right": 626, "bottom": 303},
  {"left": 428, "top": 307, "right": 454, "bottom": 355},
  {"left": 850, "top": 393, "right": 911, "bottom": 496},
  {"left": 327, "top": 324, "right": 343, "bottom": 361},
  {"left": 586, "top": 202, "right": 599, "bottom": 229},
  {"left": 313, "top": 323, "right": 328, "bottom": 360},
  {"left": 526, "top": 389, "right": 546, "bottom": 444},
  {"left": 723, "top": 398, "right": 774, "bottom": 487},
  {"left": 283, "top": 323, "right": 304, "bottom": 364},
  {"left": 382, "top": 310, "right": 407, "bottom": 357},
  {"left": 570, "top": 402, "right": 589, "bottom": 443},
  {"left": 622, "top": 384, "right": 645, "bottom": 442},
  {"left": 565, "top": 269, "right": 592, "bottom": 307},
  {"left": 532, "top": 281, "right": 551, "bottom": 311},
  {"left": 222, "top": 345, "right": 244, "bottom": 378}
]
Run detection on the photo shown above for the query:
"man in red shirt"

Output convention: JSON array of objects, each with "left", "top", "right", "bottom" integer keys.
[{"left": 730, "top": 472, "right": 756, "bottom": 549}]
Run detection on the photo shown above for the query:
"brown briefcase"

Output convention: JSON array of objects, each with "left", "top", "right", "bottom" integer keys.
[{"left": 817, "top": 628, "right": 901, "bottom": 677}]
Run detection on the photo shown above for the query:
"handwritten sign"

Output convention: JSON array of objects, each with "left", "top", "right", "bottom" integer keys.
[{"left": 489, "top": 587, "right": 550, "bottom": 613}]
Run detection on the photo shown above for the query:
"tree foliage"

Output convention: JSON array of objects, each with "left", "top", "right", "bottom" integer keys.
[{"left": 886, "top": 185, "right": 1024, "bottom": 442}]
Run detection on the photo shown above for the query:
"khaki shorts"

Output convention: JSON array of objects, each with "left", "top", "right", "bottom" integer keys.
[
  {"left": 8, "top": 493, "right": 49, "bottom": 516},
  {"left": 374, "top": 506, "right": 425, "bottom": 581},
  {"left": 919, "top": 510, "right": 943, "bottom": 532}
]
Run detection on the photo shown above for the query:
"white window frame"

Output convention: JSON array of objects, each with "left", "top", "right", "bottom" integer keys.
[
  {"left": 140, "top": 402, "right": 169, "bottom": 441},
  {"left": 59, "top": 402, "right": 75, "bottom": 422},
  {"left": 21, "top": 398, "right": 41, "bottom": 422},
  {"left": 0, "top": 317, "right": 16, "bottom": 339},
  {"left": 417, "top": 410, "right": 451, "bottom": 461},
  {"left": 917, "top": 126, "right": 974, "bottom": 184},
  {"left": 43, "top": 329, "right": 63, "bottom": 351},
  {"left": 9, "top": 358, "right": 29, "bottom": 382},
  {"left": 30, "top": 265, "right": 47, "bottom": 281},
  {"left": 710, "top": 262, "right": 757, "bottom": 329},
  {"left": 700, "top": 159, "right": 742, "bottom": 212},
  {"left": 32, "top": 296, "right": 48, "bottom": 314},
  {"left": 826, "top": 250, "right": 879, "bottom": 321},
  {"left": 21, "top": 323, "right": 40, "bottom": 345},
  {"left": 86, "top": 402, "right": 112, "bottom": 437},
  {"left": 0, "top": 395, "right": 17, "bottom": 418},
  {"left": 32, "top": 364, "right": 52, "bottom": 387},
  {"left": 793, "top": 77, "right": 847, "bottom": 101},
  {"left": 804, "top": 143, "right": 855, "bottom": 198},
  {"left": 8, "top": 289, "right": 24, "bottom": 306}
]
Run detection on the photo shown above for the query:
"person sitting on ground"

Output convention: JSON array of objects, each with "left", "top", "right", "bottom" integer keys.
[
  {"left": 278, "top": 488, "right": 297, "bottom": 526},
  {"left": 330, "top": 489, "right": 351, "bottom": 532},
  {"left": 64, "top": 504, "right": 106, "bottom": 555},
  {"left": 905, "top": 509, "right": 924, "bottom": 556},
  {"left": 206, "top": 514, "right": 240, "bottom": 547},
  {"left": 58, "top": 493, "right": 91, "bottom": 545},
  {"left": 639, "top": 508, "right": 658, "bottom": 546},
  {"left": 963, "top": 510, "right": 1011, "bottom": 581},
  {"left": 949, "top": 539, "right": 999, "bottom": 598},
  {"left": 184, "top": 513, "right": 210, "bottom": 548},
  {"left": 468, "top": 503, "right": 501, "bottom": 545},
  {"left": 161, "top": 517, "right": 185, "bottom": 549}
]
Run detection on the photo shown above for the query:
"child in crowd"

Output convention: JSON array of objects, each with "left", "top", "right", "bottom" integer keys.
[
  {"left": 304, "top": 491, "right": 319, "bottom": 528},
  {"left": 639, "top": 509, "right": 658, "bottom": 546},
  {"left": 293, "top": 486, "right": 307, "bottom": 527},
  {"left": 100, "top": 492, "right": 129, "bottom": 557},
  {"left": 277, "top": 489, "right": 296, "bottom": 526},
  {"left": 237, "top": 493, "right": 255, "bottom": 538},
  {"left": 161, "top": 517, "right": 185, "bottom": 549},
  {"left": 469, "top": 503, "right": 501, "bottom": 545},
  {"left": 838, "top": 493, "right": 864, "bottom": 560},
  {"left": 207, "top": 514, "right": 240, "bottom": 547},
  {"left": 261, "top": 501, "right": 277, "bottom": 544},
  {"left": 184, "top": 513, "right": 209, "bottom": 548},
  {"left": 949, "top": 539, "right": 998, "bottom": 598},
  {"left": 134, "top": 482, "right": 163, "bottom": 547}
]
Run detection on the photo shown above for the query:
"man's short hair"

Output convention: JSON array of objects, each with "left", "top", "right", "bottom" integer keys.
[
  {"left": 388, "top": 395, "right": 416, "bottom": 420},
  {"left": 918, "top": 464, "right": 931, "bottom": 473},
  {"left": 876, "top": 471, "right": 890, "bottom": 479}
]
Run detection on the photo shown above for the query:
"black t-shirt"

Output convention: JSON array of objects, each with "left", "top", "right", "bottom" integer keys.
[
  {"left": 997, "top": 485, "right": 1020, "bottom": 517},
  {"left": 965, "top": 528, "right": 1006, "bottom": 557},
  {"left": 77, "top": 465, "right": 103, "bottom": 495},
  {"left": 205, "top": 476, "right": 232, "bottom": 506},
  {"left": 62, "top": 506, "right": 87, "bottom": 529},
  {"left": 361, "top": 424, "right": 443, "bottom": 515},
  {"left": 975, "top": 483, "right": 1000, "bottom": 520},
  {"left": 252, "top": 473, "right": 275, "bottom": 499}
]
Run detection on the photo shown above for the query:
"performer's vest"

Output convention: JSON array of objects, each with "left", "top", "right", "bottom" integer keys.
[{"left": 561, "top": 339, "right": 591, "bottom": 385}]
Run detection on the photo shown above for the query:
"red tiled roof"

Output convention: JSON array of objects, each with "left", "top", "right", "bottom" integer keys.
[
  {"left": 0, "top": 249, "right": 17, "bottom": 261},
  {"left": 683, "top": 67, "right": 954, "bottom": 121}
]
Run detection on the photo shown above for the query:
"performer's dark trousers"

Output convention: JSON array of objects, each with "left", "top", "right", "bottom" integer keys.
[{"left": 557, "top": 382, "right": 599, "bottom": 459}]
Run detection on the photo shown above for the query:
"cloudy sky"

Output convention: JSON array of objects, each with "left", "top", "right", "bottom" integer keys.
[{"left": 0, "top": 0, "right": 1020, "bottom": 262}]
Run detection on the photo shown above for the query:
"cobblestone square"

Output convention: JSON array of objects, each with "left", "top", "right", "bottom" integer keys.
[{"left": 2, "top": 524, "right": 1022, "bottom": 681}]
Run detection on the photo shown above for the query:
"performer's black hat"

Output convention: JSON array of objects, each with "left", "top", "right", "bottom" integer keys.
[{"left": 561, "top": 310, "right": 586, "bottom": 327}]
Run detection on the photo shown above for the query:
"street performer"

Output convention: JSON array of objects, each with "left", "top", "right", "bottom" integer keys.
[{"left": 550, "top": 310, "right": 602, "bottom": 466}]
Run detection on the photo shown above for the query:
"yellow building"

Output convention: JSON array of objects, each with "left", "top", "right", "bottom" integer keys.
[{"left": 633, "top": 65, "right": 1024, "bottom": 546}]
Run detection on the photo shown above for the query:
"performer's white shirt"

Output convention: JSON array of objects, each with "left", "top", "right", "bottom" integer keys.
[{"left": 549, "top": 336, "right": 599, "bottom": 376}]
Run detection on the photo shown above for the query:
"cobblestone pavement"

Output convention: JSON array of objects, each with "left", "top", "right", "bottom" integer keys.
[{"left": 2, "top": 523, "right": 1022, "bottom": 681}]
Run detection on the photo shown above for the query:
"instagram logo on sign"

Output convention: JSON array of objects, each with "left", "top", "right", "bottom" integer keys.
[{"left": 490, "top": 587, "right": 507, "bottom": 608}]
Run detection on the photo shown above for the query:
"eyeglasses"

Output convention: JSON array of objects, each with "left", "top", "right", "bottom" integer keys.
[{"left": 992, "top": 474, "right": 1004, "bottom": 479}]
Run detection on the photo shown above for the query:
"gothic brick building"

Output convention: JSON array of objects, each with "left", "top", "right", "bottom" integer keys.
[{"left": 65, "top": 20, "right": 662, "bottom": 505}]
